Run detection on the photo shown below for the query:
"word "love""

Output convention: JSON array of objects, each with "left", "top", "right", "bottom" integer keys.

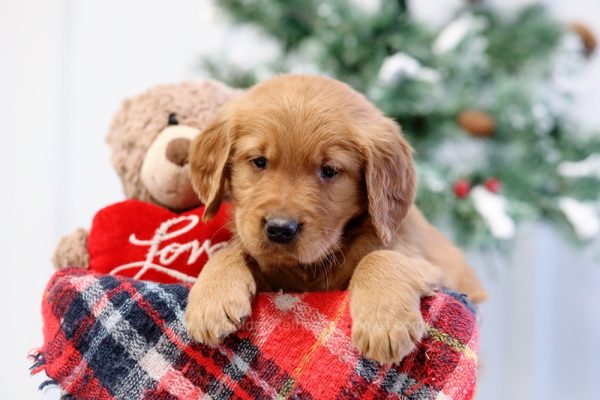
[{"left": 110, "top": 215, "right": 228, "bottom": 283}]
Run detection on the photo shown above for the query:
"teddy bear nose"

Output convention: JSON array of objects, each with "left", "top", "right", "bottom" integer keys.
[{"left": 166, "top": 138, "right": 191, "bottom": 167}]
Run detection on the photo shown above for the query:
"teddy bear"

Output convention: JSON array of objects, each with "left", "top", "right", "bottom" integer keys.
[{"left": 52, "top": 80, "right": 240, "bottom": 277}]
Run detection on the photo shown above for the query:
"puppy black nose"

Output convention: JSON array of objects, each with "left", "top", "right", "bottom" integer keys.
[{"left": 264, "top": 218, "right": 300, "bottom": 244}]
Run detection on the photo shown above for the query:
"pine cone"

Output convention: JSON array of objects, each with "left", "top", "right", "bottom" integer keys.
[
  {"left": 457, "top": 110, "right": 495, "bottom": 138},
  {"left": 569, "top": 22, "right": 597, "bottom": 57}
]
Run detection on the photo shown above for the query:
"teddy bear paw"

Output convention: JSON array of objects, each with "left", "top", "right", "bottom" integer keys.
[{"left": 52, "top": 228, "right": 90, "bottom": 270}]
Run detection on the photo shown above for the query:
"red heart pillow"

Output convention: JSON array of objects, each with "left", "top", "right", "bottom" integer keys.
[{"left": 88, "top": 200, "right": 232, "bottom": 284}]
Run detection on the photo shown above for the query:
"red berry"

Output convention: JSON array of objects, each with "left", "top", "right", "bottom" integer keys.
[
  {"left": 453, "top": 180, "right": 471, "bottom": 199},
  {"left": 485, "top": 177, "right": 501, "bottom": 193}
]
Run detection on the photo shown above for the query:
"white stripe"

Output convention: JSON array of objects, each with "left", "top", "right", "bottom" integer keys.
[
  {"left": 140, "top": 348, "right": 171, "bottom": 381},
  {"left": 287, "top": 296, "right": 359, "bottom": 365}
]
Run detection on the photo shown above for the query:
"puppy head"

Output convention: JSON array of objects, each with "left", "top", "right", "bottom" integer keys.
[{"left": 190, "top": 75, "right": 415, "bottom": 266}]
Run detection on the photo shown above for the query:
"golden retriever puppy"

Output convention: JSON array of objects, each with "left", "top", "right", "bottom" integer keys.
[{"left": 185, "top": 74, "right": 486, "bottom": 364}]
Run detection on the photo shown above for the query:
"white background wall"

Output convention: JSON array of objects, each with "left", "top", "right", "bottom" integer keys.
[{"left": 0, "top": 0, "right": 598, "bottom": 399}]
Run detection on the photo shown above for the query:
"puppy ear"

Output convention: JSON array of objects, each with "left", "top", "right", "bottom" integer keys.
[
  {"left": 363, "top": 118, "right": 416, "bottom": 245},
  {"left": 189, "top": 117, "right": 232, "bottom": 221}
]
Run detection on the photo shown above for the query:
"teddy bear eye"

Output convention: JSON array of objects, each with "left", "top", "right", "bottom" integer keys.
[{"left": 168, "top": 113, "right": 179, "bottom": 126}]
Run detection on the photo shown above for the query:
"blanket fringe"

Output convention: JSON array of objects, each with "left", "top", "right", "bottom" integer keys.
[
  {"left": 39, "top": 379, "right": 58, "bottom": 391},
  {"left": 29, "top": 349, "right": 73, "bottom": 398},
  {"left": 28, "top": 350, "right": 47, "bottom": 375},
  {"left": 29, "top": 350, "right": 58, "bottom": 393}
]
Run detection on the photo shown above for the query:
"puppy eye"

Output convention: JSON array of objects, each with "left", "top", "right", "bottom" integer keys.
[
  {"left": 320, "top": 165, "right": 339, "bottom": 180},
  {"left": 251, "top": 156, "right": 268, "bottom": 169},
  {"left": 168, "top": 113, "right": 179, "bottom": 125}
]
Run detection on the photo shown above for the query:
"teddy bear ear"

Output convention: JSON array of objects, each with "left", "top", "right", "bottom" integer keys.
[{"left": 189, "top": 116, "right": 232, "bottom": 221}]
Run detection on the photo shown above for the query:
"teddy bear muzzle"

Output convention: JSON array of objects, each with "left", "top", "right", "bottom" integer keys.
[
  {"left": 140, "top": 124, "right": 201, "bottom": 211},
  {"left": 166, "top": 137, "right": 191, "bottom": 167}
]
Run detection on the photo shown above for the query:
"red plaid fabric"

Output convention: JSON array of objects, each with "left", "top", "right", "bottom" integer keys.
[{"left": 33, "top": 269, "right": 479, "bottom": 399}]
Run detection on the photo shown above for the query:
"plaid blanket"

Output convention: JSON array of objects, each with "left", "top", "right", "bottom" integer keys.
[{"left": 32, "top": 269, "right": 479, "bottom": 400}]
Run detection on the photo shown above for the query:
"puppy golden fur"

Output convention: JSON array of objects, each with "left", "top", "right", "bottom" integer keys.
[{"left": 185, "top": 74, "right": 486, "bottom": 364}]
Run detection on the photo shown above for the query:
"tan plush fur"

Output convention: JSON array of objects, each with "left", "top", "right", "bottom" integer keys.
[
  {"left": 52, "top": 228, "right": 90, "bottom": 269},
  {"left": 107, "top": 80, "right": 241, "bottom": 206},
  {"left": 53, "top": 81, "right": 240, "bottom": 270},
  {"left": 185, "top": 75, "right": 486, "bottom": 364}
]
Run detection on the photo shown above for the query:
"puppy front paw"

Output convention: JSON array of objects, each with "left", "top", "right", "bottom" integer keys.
[
  {"left": 350, "top": 296, "right": 426, "bottom": 365},
  {"left": 185, "top": 279, "right": 255, "bottom": 346}
]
